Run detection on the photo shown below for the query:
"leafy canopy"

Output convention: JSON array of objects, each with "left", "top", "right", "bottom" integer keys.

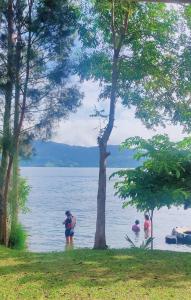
[
  {"left": 111, "top": 135, "right": 191, "bottom": 213},
  {"left": 79, "top": 1, "right": 181, "bottom": 127},
  {"left": 0, "top": 0, "right": 82, "bottom": 139}
]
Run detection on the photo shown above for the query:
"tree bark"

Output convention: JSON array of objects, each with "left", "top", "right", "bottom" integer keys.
[
  {"left": 3, "top": 157, "right": 13, "bottom": 246},
  {"left": 0, "top": 0, "right": 14, "bottom": 245},
  {"left": 94, "top": 2, "right": 129, "bottom": 249},
  {"left": 8, "top": 0, "right": 32, "bottom": 241},
  {"left": 10, "top": 0, "right": 22, "bottom": 236},
  {"left": 18, "top": 0, "right": 33, "bottom": 134},
  {"left": 150, "top": 210, "right": 154, "bottom": 250},
  {"left": 9, "top": 152, "right": 19, "bottom": 243},
  {"left": 94, "top": 142, "right": 108, "bottom": 249},
  {"left": 94, "top": 54, "right": 118, "bottom": 249}
]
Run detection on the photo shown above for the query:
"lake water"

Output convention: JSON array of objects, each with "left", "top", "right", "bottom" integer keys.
[{"left": 20, "top": 167, "right": 191, "bottom": 252}]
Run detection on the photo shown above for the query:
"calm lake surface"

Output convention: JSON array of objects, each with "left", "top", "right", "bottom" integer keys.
[{"left": 20, "top": 167, "right": 191, "bottom": 252}]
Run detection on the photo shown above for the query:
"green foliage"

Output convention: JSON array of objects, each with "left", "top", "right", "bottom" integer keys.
[
  {"left": 78, "top": 1, "right": 184, "bottom": 129},
  {"left": 154, "top": 5, "right": 191, "bottom": 132},
  {"left": 9, "top": 223, "right": 27, "bottom": 250},
  {"left": 125, "top": 235, "right": 154, "bottom": 250},
  {"left": 8, "top": 176, "right": 29, "bottom": 250},
  {"left": 18, "top": 177, "right": 30, "bottom": 214},
  {"left": 9, "top": 176, "right": 30, "bottom": 214},
  {"left": 0, "top": 0, "right": 83, "bottom": 140},
  {"left": 111, "top": 135, "right": 191, "bottom": 213}
]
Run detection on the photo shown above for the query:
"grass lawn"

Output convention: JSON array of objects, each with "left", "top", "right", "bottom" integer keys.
[{"left": 0, "top": 247, "right": 191, "bottom": 299}]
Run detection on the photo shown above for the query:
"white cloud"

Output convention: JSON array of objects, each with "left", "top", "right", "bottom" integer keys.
[
  {"left": 52, "top": 81, "right": 187, "bottom": 146},
  {"left": 54, "top": 118, "right": 99, "bottom": 146}
]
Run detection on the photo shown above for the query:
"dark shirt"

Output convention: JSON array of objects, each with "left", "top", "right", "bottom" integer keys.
[{"left": 64, "top": 216, "right": 72, "bottom": 229}]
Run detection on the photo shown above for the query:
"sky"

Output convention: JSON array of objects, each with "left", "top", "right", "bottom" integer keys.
[
  {"left": 52, "top": 80, "right": 187, "bottom": 147},
  {"left": 52, "top": 3, "right": 186, "bottom": 147},
  {"left": 35, "top": 2, "right": 187, "bottom": 147}
]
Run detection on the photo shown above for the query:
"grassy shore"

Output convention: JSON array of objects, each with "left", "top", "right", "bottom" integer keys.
[{"left": 0, "top": 247, "right": 191, "bottom": 299}]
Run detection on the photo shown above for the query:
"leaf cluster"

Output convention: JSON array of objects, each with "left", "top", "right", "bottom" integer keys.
[
  {"left": 111, "top": 135, "right": 191, "bottom": 212},
  {"left": 125, "top": 234, "right": 154, "bottom": 249},
  {"left": 79, "top": 2, "right": 191, "bottom": 133},
  {"left": 0, "top": 0, "right": 83, "bottom": 139},
  {"left": 79, "top": 0, "right": 180, "bottom": 116}
]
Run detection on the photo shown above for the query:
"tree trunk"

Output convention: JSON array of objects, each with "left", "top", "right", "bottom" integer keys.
[
  {"left": 10, "top": 0, "right": 22, "bottom": 237},
  {"left": 0, "top": 0, "right": 14, "bottom": 245},
  {"left": 94, "top": 53, "right": 118, "bottom": 249},
  {"left": 3, "top": 157, "right": 13, "bottom": 246},
  {"left": 94, "top": 4, "right": 129, "bottom": 249},
  {"left": 94, "top": 57, "right": 118, "bottom": 249},
  {"left": 150, "top": 210, "right": 154, "bottom": 250},
  {"left": 0, "top": 153, "right": 9, "bottom": 245},
  {"left": 10, "top": 151, "right": 19, "bottom": 235},
  {"left": 9, "top": 0, "right": 32, "bottom": 242},
  {"left": 94, "top": 142, "right": 108, "bottom": 249}
]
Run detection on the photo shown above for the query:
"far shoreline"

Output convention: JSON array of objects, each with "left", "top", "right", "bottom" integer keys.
[{"left": 20, "top": 165, "right": 131, "bottom": 168}]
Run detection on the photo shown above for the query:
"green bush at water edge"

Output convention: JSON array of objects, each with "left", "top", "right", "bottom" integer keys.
[{"left": 9, "top": 223, "right": 27, "bottom": 250}]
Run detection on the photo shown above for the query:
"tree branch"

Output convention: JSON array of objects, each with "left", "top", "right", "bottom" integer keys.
[
  {"left": 18, "top": 0, "right": 33, "bottom": 134},
  {"left": 111, "top": 0, "right": 116, "bottom": 49}
]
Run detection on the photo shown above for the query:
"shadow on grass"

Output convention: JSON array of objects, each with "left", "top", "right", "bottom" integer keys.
[{"left": 0, "top": 248, "right": 191, "bottom": 291}]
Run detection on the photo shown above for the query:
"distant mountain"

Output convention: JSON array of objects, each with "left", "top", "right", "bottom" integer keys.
[{"left": 20, "top": 141, "right": 141, "bottom": 168}]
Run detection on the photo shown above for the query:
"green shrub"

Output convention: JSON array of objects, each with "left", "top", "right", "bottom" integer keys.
[
  {"left": 18, "top": 177, "right": 30, "bottom": 213},
  {"left": 125, "top": 235, "right": 154, "bottom": 250},
  {"left": 9, "top": 223, "right": 27, "bottom": 250}
]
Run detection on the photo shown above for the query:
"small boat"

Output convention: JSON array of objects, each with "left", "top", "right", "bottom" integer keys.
[{"left": 165, "top": 227, "right": 191, "bottom": 245}]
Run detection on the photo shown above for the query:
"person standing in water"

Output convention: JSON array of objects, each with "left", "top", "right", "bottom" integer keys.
[
  {"left": 144, "top": 214, "right": 151, "bottom": 239},
  {"left": 132, "top": 220, "right": 140, "bottom": 234},
  {"left": 63, "top": 210, "right": 76, "bottom": 245}
]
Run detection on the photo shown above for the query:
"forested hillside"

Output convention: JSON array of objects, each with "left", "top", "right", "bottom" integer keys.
[{"left": 21, "top": 141, "right": 140, "bottom": 167}]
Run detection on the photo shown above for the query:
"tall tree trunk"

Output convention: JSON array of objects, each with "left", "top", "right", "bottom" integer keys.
[
  {"left": 0, "top": 0, "right": 14, "bottom": 245},
  {"left": 10, "top": 153, "right": 19, "bottom": 237},
  {"left": 9, "top": 0, "right": 33, "bottom": 241},
  {"left": 10, "top": 0, "right": 22, "bottom": 236},
  {"left": 94, "top": 2, "right": 129, "bottom": 249},
  {"left": 94, "top": 55, "right": 118, "bottom": 249},
  {"left": 18, "top": 0, "right": 33, "bottom": 134},
  {"left": 3, "top": 157, "right": 13, "bottom": 246},
  {"left": 94, "top": 142, "right": 107, "bottom": 249},
  {"left": 9, "top": 0, "right": 33, "bottom": 243},
  {"left": 150, "top": 210, "right": 154, "bottom": 250}
]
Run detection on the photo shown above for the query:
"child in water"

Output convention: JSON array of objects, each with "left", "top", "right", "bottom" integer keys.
[
  {"left": 63, "top": 210, "right": 76, "bottom": 245},
  {"left": 132, "top": 220, "right": 140, "bottom": 234},
  {"left": 144, "top": 214, "right": 151, "bottom": 239}
]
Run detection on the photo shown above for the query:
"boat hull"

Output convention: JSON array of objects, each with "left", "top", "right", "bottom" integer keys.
[{"left": 166, "top": 227, "right": 191, "bottom": 245}]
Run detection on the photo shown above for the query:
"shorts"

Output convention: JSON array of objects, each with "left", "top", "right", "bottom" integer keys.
[{"left": 65, "top": 229, "right": 74, "bottom": 237}]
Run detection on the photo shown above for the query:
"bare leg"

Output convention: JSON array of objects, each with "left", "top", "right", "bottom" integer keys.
[
  {"left": 65, "top": 236, "right": 71, "bottom": 251},
  {"left": 69, "top": 236, "right": 74, "bottom": 250},
  {"left": 144, "top": 230, "right": 149, "bottom": 239}
]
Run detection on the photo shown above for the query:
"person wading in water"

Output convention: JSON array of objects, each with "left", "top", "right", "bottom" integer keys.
[
  {"left": 132, "top": 220, "right": 140, "bottom": 235},
  {"left": 63, "top": 210, "right": 76, "bottom": 245},
  {"left": 144, "top": 214, "right": 151, "bottom": 239}
]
